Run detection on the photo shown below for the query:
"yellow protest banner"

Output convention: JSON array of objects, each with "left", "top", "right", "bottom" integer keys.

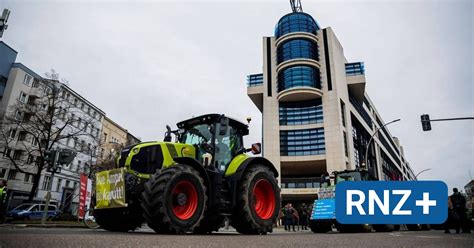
[{"left": 95, "top": 168, "right": 127, "bottom": 209}]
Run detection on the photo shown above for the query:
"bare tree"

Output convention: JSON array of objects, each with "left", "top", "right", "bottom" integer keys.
[
  {"left": 0, "top": 70, "right": 101, "bottom": 201},
  {"left": 88, "top": 141, "right": 124, "bottom": 176}
]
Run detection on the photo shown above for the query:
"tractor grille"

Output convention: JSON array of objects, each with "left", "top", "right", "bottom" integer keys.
[{"left": 130, "top": 145, "right": 164, "bottom": 174}]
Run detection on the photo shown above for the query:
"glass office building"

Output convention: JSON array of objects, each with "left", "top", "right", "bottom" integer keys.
[{"left": 247, "top": 9, "right": 415, "bottom": 203}]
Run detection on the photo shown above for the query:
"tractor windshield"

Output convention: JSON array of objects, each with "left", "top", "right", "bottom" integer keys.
[
  {"left": 335, "top": 171, "right": 369, "bottom": 184},
  {"left": 181, "top": 124, "right": 213, "bottom": 145},
  {"left": 180, "top": 124, "right": 213, "bottom": 158}
]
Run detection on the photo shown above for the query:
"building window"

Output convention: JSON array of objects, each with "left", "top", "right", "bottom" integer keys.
[
  {"left": 17, "top": 131, "right": 27, "bottom": 141},
  {"left": 24, "top": 173, "right": 32, "bottom": 183},
  {"left": 56, "top": 178, "right": 62, "bottom": 191},
  {"left": 0, "top": 168, "right": 6, "bottom": 178},
  {"left": 279, "top": 99, "right": 323, "bottom": 125},
  {"left": 8, "top": 129, "right": 16, "bottom": 139},
  {"left": 23, "top": 74, "right": 33, "bottom": 86},
  {"left": 13, "top": 150, "right": 23, "bottom": 160},
  {"left": 281, "top": 177, "right": 321, "bottom": 188},
  {"left": 277, "top": 39, "right": 319, "bottom": 64},
  {"left": 274, "top": 12, "right": 319, "bottom": 38},
  {"left": 8, "top": 170, "right": 17, "bottom": 180},
  {"left": 42, "top": 176, "right": 52, "bottom": 190},
  {"left": 340, "top": 100, "right": 346, "bottom": 127},
  {"left": 343, "top": 131, "right": 349, "bottom": 157},
  {"left": 3, "top": 148, "right": 12, "bottom": 157},
  {"left": 277, "top": 65, "right": 321, "bottom": 92},
  {"left": 19, "top": 92, "right": 28, "bottom": 103},
  {"left": 280, "top": 128, "right": 325, "bottom": 156},
  {"left": 27, "top": 155, "right": 35, "bottom": 164},
  {"left": 66, "top": 180, "right": 71, "bottom": 188}
]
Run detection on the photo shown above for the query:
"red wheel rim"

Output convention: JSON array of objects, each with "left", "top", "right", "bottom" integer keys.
[
  {"left": 253, "top": 179, "right": 276, "bottom": 220},
  {"left": 171, "top": 180, "right": 198, "bottom": 220}
]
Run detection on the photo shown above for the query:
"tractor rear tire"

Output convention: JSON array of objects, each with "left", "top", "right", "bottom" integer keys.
[
  {"left": 94, "top": 205, "right": 143, "bottom": 232},
  {"left": 231, "top": 165, "right": 280, "bottom": 235},
  {"left": 141, "top": 164, "right": 207, "bottom": 234}
]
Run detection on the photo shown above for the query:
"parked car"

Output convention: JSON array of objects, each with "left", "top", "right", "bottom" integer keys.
[{"left": 7, "top": 203, "right": 61, "bottom": 221}]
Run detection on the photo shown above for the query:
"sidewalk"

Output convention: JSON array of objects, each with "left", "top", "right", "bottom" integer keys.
[{"left": 0, "top": 220, "right": 87, "bottom": 228}]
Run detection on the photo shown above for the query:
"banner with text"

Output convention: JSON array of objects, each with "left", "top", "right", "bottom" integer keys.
[{"left": 95, "top": 168, "right": 127, "bottom": 209}]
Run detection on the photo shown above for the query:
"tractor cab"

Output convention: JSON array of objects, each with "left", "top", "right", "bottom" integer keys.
[
  {"left": 175, "top": 114, "right": 253, "bottom": 173},
  {"left": 334, "top": 169, "right": 373, "bottom": 184}
]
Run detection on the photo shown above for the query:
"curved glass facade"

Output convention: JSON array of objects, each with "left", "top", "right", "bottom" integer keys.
[
  {"left": 279, "top": 99, "right": 323, "bottom": 125},
  {"left": 277, "top": 66, "right": 321, "bottom": 92},
  {"left": 277, "top": 39, "right": 319, "bottom": 64},
  {"left": 280, "top": 128, "right": 325, "bottom": 156},
  {"left": 275, "top": 13, "right": 319, "bottom": 38}
]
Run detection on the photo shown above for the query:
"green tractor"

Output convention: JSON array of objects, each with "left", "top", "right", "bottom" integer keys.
[{"left": 93, "top": 114, "right": 281, "bottom": 234}]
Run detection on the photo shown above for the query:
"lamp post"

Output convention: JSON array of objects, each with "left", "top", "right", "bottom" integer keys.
[
  {"left": 363, "top": 119, "right": 401, "bottom": 171},
  {"left": 415, "top": 168, "right": 431, "bottom": 180}
]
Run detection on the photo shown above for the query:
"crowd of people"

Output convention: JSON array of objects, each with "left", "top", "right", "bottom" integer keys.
[{"left": 279, "top": 203, "right": 312, "bottom": 231}]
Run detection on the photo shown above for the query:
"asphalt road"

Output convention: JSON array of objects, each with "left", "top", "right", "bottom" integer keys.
[{"left": 0, "top": 226, "right": 473, "bottom": 248}]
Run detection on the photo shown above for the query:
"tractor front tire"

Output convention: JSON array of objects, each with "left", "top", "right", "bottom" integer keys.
[
  {"left": 141, "top": 164, "right": 207, "bottom": 234},
  {"left": 231, "top": 165, "right": 280, "bottom": 235},
  {"left": 94, "top": 205, "right": 143, "bottom": 232}
]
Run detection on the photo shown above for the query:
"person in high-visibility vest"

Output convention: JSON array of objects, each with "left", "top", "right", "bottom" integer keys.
[{"left": 0, "top": 179, "right": 7, "bottom": 224}]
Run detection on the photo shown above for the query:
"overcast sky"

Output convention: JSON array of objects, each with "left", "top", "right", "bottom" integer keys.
[{"left": 1, "top": 0, "right": 472, "bottom": 191}]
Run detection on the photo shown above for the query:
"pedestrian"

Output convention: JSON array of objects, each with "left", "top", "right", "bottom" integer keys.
[
  {"left": 0, "top": 179, "right": 7, "bottom": 224},
  {"left": 284, "top": 203, "right": 297, "bottom": 231},
  {"left": 299, "top": 203, "right": 309, "bottom": 230},
  {"left": 289, "top": 203, "right": 298, "bottom": 232},
  {"left": 450, "top": 188, "right": 471, "bottom": 233},
  {"left": 444, "top": 196, "right": 460, "bottom": 234}
]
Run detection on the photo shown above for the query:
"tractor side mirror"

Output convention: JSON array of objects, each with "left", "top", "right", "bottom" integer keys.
[
  {"left": 164, "top": 125, "right": 172, "bottom": 142},
  {"left": 219, "top": 118, "right": 229, "bottom": 136},
  {"left": 250, "top": 143, "right": 261, "bottom": 155}
]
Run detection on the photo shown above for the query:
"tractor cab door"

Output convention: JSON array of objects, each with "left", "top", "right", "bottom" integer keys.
[{"left": 213, "top": 118, "right": 243, "bottom": 172}]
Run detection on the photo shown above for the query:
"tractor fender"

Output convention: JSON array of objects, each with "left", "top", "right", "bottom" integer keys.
[
  {"left": 227, "top": 156, "right": 279, "bottom": 181},
  {"left": 172, "top": 157, "right": 212, "bottom": 203}
]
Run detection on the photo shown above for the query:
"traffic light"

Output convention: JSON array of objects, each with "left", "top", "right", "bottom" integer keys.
[
  {"left": 421, "top": 114, "right": 431, "bottom": 131},
  {"left": 58, "top": 149, "right": 76, "bottom": 165},
  {"left": 43, "top": 150, "right": 57, "bottom": 165}
]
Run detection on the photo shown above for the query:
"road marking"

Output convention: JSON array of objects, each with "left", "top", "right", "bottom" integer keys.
[{"left": 415, "top": 235, "right": 441, "bottom": 239}]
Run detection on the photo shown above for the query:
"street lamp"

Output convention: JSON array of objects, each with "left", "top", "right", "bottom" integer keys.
[
  {"left": 415, "top": 168, "right": 431, "bottom": 180},
  {"left": 363, "top": 118, "right": 401, "bottom": 171}
]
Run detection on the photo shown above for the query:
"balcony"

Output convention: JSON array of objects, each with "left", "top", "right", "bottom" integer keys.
[
  {"left": 247, "top": 73, "right": 263, "bottom": 87},
  {"left": 277, "top": 86, "right": 323, "bottom": 102},
  {"left": 346, "top": 62, "right": 366, "bottom": 102},
  {"left": 247, "top": 73, "right": 263, "bottom": 112},
  {"left": 281, "top": 177, "right": 322, "bottom": 189},
  {"left": 280, "top": 177, "right": 321, "bottom": 198}
]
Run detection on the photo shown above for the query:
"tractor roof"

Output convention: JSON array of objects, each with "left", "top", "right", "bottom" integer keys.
[{"left": 177, "top": 114, "right": 249, "bottom": 135}]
